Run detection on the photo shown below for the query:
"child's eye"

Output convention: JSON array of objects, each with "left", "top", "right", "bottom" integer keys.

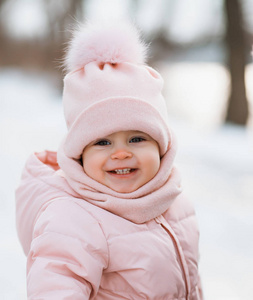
[
  {"left": 95, "top": 140, "right": 111, "bottom": 146},
  {"left": 130, "top": 137, "right": 145, "bottom": 143}
]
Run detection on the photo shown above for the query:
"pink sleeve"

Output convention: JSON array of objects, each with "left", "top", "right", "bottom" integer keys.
[{"left": 27, "top": 199, "right": 108, "bottom": 299}]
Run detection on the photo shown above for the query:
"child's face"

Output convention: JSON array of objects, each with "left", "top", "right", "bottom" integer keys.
[{"left": 82, "top": 130, "right": 160, "bottom": 193}]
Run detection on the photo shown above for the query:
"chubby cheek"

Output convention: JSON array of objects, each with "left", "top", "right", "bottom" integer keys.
[
  {"left": 144, "top": 150, "right": 161, "bottom": 180},
  {"left": 151, "top": 157, "right": 161, "bottom": 177},
  {"left": 82, "top": 152, "right": 105, "bottom": 183}
]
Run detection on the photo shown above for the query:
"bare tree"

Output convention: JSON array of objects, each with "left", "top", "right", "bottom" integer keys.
[
  {"left": 0, "top": 0, "right": 8, "bottom": 40},
  {"left": 0, "top": 0, "right": 84, "bottom": 72},
  {"left": 43, "top": 0, "right": 84, "bottom": 69},
  {"left": 224, "top": 0, "right": 249, "bottom": 125}
]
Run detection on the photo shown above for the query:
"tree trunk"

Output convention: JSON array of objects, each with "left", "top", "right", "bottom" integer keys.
[
  {"left": 224, "top": 0, "right": 248, "bottom": 125},
  {"left": 42, "top": 0, "right": 84, "bottom": 69}
]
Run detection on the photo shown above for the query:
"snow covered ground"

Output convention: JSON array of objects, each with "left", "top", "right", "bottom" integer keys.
[{"left": 1, "top": 65, "right": 253, "bottom": 299}]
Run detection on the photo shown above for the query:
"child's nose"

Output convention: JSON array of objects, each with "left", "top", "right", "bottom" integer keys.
[{"left": 111, "top": 149, "right": 133, "bottom": 160}]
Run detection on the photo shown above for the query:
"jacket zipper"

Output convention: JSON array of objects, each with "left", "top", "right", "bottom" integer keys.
[{"left": 155, "top": 215, "right": 191, "bottom": 300}]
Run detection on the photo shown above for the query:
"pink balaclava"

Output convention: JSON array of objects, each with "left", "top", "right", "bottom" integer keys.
[{"left": 57, "top": 22, "right": 181, "bottom": 224}]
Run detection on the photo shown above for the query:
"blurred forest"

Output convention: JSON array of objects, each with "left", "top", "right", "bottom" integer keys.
[{"left": 0, "top": 0, "right": 253, "bottom": 125}]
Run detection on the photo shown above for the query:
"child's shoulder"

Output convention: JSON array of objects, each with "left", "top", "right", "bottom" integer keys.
[
  {"left": 34, "top": 198, "right": 105, "bottom": 239},
  {"left": 163, "top": 193, "right": 197, "bottom": 224}
]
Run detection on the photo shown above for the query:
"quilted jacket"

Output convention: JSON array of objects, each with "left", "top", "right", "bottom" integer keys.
[{"left": 16, "top": 151, "right": 203, "bottom": 299}]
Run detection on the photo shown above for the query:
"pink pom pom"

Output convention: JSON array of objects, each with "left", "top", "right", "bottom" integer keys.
[{"left": 65, "top": 21, "right": 148, "bottom": 72}]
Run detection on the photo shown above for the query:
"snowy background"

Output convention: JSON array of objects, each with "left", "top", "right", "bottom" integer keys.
[
  {"left": 1, "top": 0, "right": 253, "bottom": 299},
  {"left": 1, "top": 64, "right": 253, "bottom": 300}
]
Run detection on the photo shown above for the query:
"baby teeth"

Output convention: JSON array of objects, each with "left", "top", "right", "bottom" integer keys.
[{"left": 114, "top": 168, "right": 131, "bottom": 174}]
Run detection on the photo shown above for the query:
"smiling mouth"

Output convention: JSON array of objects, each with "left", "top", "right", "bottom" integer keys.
[{"left": 109, "top": 168, "right": 136, "bottom": 175}]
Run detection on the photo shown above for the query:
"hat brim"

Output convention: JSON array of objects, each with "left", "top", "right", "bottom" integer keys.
[{"left": 63, "top": 96, "right": 171, "bottom": 158}]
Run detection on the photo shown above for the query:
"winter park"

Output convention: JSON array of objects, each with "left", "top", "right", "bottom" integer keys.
[{"left": 1, "top": 1, "right": 253, "bottom": 299}]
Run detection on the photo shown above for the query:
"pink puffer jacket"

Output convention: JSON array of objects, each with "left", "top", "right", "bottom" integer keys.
[{"left": 16, "top": 151, "right": 203, "bottom": 300}]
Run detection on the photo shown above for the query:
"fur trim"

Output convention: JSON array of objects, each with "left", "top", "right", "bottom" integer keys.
[{"left": 65, "top": 21, "right": 148, "bottom": 72}]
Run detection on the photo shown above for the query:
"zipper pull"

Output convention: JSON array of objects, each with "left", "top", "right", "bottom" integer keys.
[{"left": 155, "top": 215, "right": 163, "bottom": 224}]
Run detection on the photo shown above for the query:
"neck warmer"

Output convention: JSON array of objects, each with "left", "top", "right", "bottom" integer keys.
[{"left": 57, "top": 132, "right": 182, "bottom": 224}]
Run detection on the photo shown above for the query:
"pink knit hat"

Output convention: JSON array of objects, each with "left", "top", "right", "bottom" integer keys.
[{"left": 61, "top": 22, "right": 171, "bottom": 159}]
